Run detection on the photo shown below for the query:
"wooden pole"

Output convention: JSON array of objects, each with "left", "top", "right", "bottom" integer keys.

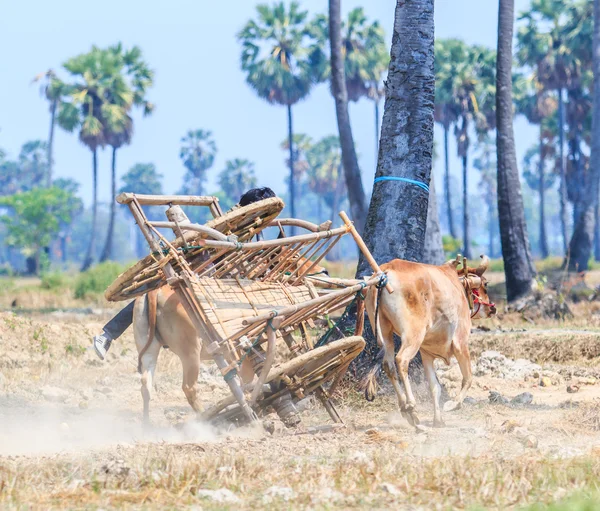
[{"left": 339, "top": 211, "right": 393, "bottom": 293}]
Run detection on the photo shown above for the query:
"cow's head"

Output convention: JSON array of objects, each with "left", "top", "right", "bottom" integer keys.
[{"left": 466, "top": 255, "right": 496, "bottom": 318}]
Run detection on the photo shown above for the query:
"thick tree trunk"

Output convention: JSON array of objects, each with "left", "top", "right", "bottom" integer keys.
[
  {"left": 568, "top": 0, "right": 600, "bottom": 272},
  {"left": 496, "top": 0, "right": 536, "bottom": 301},
  {"left": 47, "top": 99, "right": 57, "bottom": 188},
  {"left": 100, "top": 147, "right": 117, "bottom": 262},
  {"left": 539, "top": 134, "right": 549, "bottom": 259},
  {"left": 488, "top": 201, "right": 495, "bottom": 257},
  {"left": 357, "top": 0, "right": 435, "bottom": 275},
  {"left": 595, "top": 202, "right": 600, "bottom": 261},
  {"left": 462, "top": 154, "right": 471, "bottom": 258},
  {"left": 444, "top": 125, "right": 456, "bottom": 238},
  {"left": 81, "top": 149, "right": 98, "bottom": 272},
  {"left": 558, "top": 88, "right": 569, "bottom": 254},
  {"left": 374, "top": 99, "right": 380, "bottom": 163},
  {"left": 331, "top": 168, "right": 345, "bottom": 260},
  {"left": 423, "top": 175, "right": 445, "bottom": 265},
  {"left": 329, "top": 0, "right": 368, "bottom": 234},
  {"left": 287, "top": 104, "right": 296, "bottom": 235}
]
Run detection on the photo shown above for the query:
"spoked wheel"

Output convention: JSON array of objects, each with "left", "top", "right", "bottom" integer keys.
[
  {"left": 105, "top": 198, "right": 284, "bottom": 302},
  {"left": 201, "top": 336, "right": 365, "bottom": 427}
]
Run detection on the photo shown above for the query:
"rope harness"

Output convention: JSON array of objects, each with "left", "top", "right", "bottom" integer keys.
[{"left": 470, "top": 288, "right": 495, "bottom": 318}]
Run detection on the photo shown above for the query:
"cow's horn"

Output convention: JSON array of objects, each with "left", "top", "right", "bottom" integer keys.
[
  {"left": 475, "top": 255, "right": 490, "bottom": 276},
  {"left": 466, "top": 275, "right": 482, "bottom": 288}
]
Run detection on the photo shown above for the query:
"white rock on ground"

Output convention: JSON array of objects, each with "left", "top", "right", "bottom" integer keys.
[
  {"left": 196, "top": 488, "right": 240, "bottom": 504},
  {"left": 41, "top": 385, "right": 69, "bottom": 403},
  {"left": 263, "top": 486, "right": 295, "bottom": 503},
  {"left": 475, "top": 350, "right": 541, "bottom": 380}
]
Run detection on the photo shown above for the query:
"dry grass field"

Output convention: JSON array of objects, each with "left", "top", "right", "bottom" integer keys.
[{"left": 3, "top": 269, "right": 600, "bottom": 509}]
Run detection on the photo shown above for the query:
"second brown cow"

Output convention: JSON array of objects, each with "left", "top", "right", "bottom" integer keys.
[{"left": 363, "top": 255, "right": 496, "bottom": 428}]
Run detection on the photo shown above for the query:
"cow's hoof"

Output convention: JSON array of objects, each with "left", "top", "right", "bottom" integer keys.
[
  {"left": 401, "top": 410, "right": 415, "bottom": 427},
  {"left": 443, "top": 400, "right": 461, "bottom": 412},
  {"left": 433, "top": 418, "right": 446, "bottom": 428}
]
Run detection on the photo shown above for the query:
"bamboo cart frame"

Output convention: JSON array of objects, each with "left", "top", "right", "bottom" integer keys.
[{"left": 110, "top": 193, "right": 391, "bottom": 425}]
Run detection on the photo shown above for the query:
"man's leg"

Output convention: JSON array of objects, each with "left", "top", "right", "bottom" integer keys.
[{"left": 93, "top": 301, "right": 135, "bottom": 360}]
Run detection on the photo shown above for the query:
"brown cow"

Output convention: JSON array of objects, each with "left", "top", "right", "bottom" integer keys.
[
  {"left": 363, "top": 255, "right": 496, "bottom": 428},
  {"left": 133, "top": 258, "right": 328, "bottom": 423}
]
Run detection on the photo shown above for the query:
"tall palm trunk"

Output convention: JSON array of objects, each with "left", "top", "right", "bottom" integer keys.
[
  {"left": 443, "top": 125, "right": 456, "bottom": 238},
  {"left": 488, "top": 200, "right": 495, "bottom": 257},
  {"left": 100, "top": 147, "right": 117, "bottom": 262},
  {"left": 287, "top": 104, "right": 296, "bottom": 234},
  {"left": 567, "top": 0, "right": 600, "bottom": 272},
  {"left": 81, "top": 149, "right": 98, "bottom": 271},
  {"left": 423, "top": 175, "right": 445, "bottom": 265},
  {"left": 496, "top": 0, "right": 536, "bottom": 301},
  {"left": 358, "top": 0, "right": 435, "bottom": 275},
  {"left": 374, "top": 98, "right": 380, "bottom": 163},
  {"left": 595, "top": 202, "right": 600, "bottom": 261},
  {"left": 558, "top": 88, "right": 569, "bottom": 254},
  {"left": 331, "top": 167, "right": 345, "bottom": 260},
  {"left": 539, "top": 133, "right": 549, "bottom": 259},
  {"left": 462, "top": 154, "right": 471, "bottom": 258},
  {"left": 329, "top": 0, "right": 368, "bottom": 234},
  {"left": 47, "top": 99, "right": 57, "bottom": 188}
]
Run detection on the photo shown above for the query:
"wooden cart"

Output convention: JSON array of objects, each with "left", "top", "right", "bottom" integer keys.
[{"left": 106, "top": 193, "right": 390, "bottom": 425}]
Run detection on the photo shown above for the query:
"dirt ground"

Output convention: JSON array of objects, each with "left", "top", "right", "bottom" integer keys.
[{"left": 3, "top": 273, "right": 600, "bottom": 509}]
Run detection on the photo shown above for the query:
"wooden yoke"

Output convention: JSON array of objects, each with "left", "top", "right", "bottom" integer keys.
[{"left": 338, "top": 211, "right": 394, "bottom": 294}]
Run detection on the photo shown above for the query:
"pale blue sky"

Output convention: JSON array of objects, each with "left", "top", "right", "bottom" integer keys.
[{"left": 0, "top": 0, "right": 533, "bottom": 209}]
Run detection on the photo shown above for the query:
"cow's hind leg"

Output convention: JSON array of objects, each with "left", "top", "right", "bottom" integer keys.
[
  {"left": 181, "top": 355, "right": 202, "bottom": 414},
  {"left": 394, "top": 326, "right": 425, "bottom": 427},
  {"left": 378, "top": 320, "right": 415, "bottom": 425},
  {"left": 421, "top": 350, "right": 444, "bottom": 427},
  {"left": 444, "top": 329, "right": 473, "bottom": 412}
]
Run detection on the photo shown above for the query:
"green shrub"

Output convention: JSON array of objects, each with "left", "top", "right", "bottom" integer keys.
[
  {"left": 0, "top": 263, "right": 13, "bottom": 277},
  {"left": 40, "top": 271, "right": 69, "bottom": 290},
  {"left": 74, "top": 261, "right": 125, "bottom": 299},
  {"left": 442, "top": 235, "right": 462, "bottom": 258}
]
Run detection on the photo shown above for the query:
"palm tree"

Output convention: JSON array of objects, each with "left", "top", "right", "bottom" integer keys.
[
  {"left": 18, "top": 140, "right": 49, "bottom": 189},
  {"left": 328, "top": 0, "right": 367, "bottom": 234},
  {"left": 58, "top": 46, "right": 109, "bottom": 271},
  {"left": 238, "top": 2, "right": 318, "bottom": 223},
  {"left": 496, "top": 0, "right": 536, "bottom": 301},
  {"left": 178, "top": 129, "right": 217, "bottom": 195},
  {"left": 566, "top": 0, "right": 597, "bottom": 271},
  {"left": 218, "top": 159, "right": 258, "bottom": 206},
  {"left": 434, "top": 39, "right": 463, "bottom": 239},
  {"left": 423, "top": 176, "right": 445, "bottom": 265},
  {"left": 310, "top": 8, "right": 388, "bottom": 157},
  {"left": 305, "top": 135, "right": 345, "bottom": 222},
  {"left": 120, "top": 163, "right": 163, "bottom": 257},
  {"left": 513, "top": 73, "right": 558, "bottom": 259},
  {"left": 358, "top": 0, "right": 434, "bottom": 274},
  {"left": 473, "top": 135, "right": 498, "bottom": 258},
  {"left": 100, "top": 44, "right": 155, "bottom": 263},
  {"left": 522, "top": 135, "right": 557, "bottom": 258},
  {"left": 517, "top": 0, "right": 576, "bottom": 254},
  {"left": 32, "top": 69, "right": 66, "bottom": 187}
]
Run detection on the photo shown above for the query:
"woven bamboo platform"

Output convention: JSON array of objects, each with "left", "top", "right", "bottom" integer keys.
[{"left": 105, "top": 197, "right": 284, "bottom": 301}]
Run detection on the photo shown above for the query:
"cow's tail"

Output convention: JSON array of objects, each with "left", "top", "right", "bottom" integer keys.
[
  {"left": 360, "top": 285, "right": 385, "bottom": 402},
  {"left": 137, "top": 290, "right": 158, "bottom": 374}
]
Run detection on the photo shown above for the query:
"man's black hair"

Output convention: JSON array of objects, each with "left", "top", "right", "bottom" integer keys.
[{"left": 239, "top": 187, "right": 276, "bottom": 207}]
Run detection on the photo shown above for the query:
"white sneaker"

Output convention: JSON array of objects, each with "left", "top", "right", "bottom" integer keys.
[{"left": 93, "top": 333, "right": 112, "bottom": 360}]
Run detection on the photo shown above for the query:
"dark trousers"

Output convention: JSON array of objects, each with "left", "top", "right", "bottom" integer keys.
[{"left": 104, "top": 301, "right": 135, "bottom": 340}]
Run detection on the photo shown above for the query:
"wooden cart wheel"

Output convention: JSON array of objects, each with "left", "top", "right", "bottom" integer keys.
[
  {"left": 105, "top": 197, "right": 284, "bottom": 302},
  {"left": 201, "top": 336, "right": 365, "bottom": 426}
]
